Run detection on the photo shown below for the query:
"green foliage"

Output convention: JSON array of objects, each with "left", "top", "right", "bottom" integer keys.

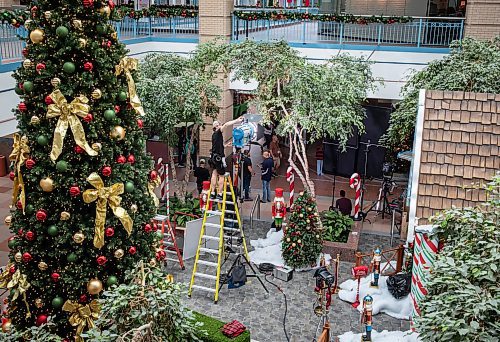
[
  {"left": 0, "top": 322, "right": 62, "bottom": 341},
  {"left": 382, "top": 37, "right": 500, "bottom": 152},
  {"left": 282, "top": 192, "right": 323, "bottom": 268},
  {"left": 165, "top": 195, "right": 202, "bottom": 227},
  {"left": 320, "top": 210, "right": 353, "bottom": 243},
  {"left": 82, "top": 263, "right": 203, "bottom": 342},
  {"left": 8, "top": 1, "right": 158, "bottom": 338},
  {"left": 415, "top": 174, "right": 500, "bottom": 342},
  {"left": 193, "top": 312, "right": 251, "bottom": 342}
]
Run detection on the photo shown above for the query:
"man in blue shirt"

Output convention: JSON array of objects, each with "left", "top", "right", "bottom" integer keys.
[{"left": 260, "top": 151, "right": 274, "bottom": 203}]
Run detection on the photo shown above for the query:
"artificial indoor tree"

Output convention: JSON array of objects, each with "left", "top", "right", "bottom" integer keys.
[{"left": 2, "top": 1, "right": 161, "bottom": 339}]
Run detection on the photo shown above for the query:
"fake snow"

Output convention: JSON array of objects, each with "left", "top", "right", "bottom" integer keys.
[
  {"left": 338, "top": 330, "right": 420, "bottom": 342},
  {"left": 338, "top": 274, "right": 412, "bottom": 320},
  {"left": 249, "top": 229, "right": 331, "bottom": 269}
]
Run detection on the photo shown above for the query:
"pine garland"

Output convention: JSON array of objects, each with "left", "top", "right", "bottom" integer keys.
[{"left": 234, "top": 10, "right": 413, "bottom": 24}]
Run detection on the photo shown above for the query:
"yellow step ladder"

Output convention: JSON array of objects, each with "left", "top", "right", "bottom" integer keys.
[{"left": 188, "top": 173, "right": 249, "bottom": 303}]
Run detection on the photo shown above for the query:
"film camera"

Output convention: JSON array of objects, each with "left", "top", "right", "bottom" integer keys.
[
  {"left": 314, "top": 266, "right": 335, "bottom": 289},
  {"left": 382, "top": 162, "right": 394, "bottom": 181}
]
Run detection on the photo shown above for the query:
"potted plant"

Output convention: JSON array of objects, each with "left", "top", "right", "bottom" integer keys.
[{"left": 320, "top": 209, "right": 353, "bottom": 243}]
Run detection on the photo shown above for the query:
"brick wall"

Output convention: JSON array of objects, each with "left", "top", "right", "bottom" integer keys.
[
  {"left": 344, "top": 0, "right": 426, "bottom": 16},
  {"left": 464, "top": 0, "right": 500, "bottom": 40},
  {"left": 0, "top": 0, "right": 19, "bottom": 8},
  {"left": 413, "top": 90, "right": 500, "bottom": 225}
]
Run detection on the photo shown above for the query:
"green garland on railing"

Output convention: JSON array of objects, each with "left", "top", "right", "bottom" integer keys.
[
  {"left": 233, "top": 10, "right": 413, "bottom": 24},
  {"left": 114, "top": 5, "right": 198, "bottom": 20},
  {"left": 0, "top": 9, "right": 28, "bottom": 26}
]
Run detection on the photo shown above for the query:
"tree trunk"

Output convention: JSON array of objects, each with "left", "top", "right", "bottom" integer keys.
[{"left": 168, "top": 146, "right": 185, "bottom": 203}]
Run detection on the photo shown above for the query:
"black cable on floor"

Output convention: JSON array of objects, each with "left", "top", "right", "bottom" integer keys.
[{"left": 257, "top": 263, "right": 290, "bottom": 342}]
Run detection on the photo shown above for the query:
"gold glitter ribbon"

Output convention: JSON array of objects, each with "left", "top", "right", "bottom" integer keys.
[
  {"left": 148, "top": 178, "right": 161, "bottom": 208},
  {"left": 7, "top": 270, "right": 31, "bottom": 318},
  {"left": 9, "top": 134, "right": 30, "bottom": 214},
  {"left": 82, "top": 173, "right": 133, "bottom": 249},
  {"left": 0, "top": 263, "right": 13, "bottom": 288},
  {"left": 63, "top": 300, "right": 101, "bottom": 342},
  {"left": 46, "top": 90, "right": 98, "bottom": 162},
  {"left": 115, "top": 57, "right": 145, "bottom": 116}
]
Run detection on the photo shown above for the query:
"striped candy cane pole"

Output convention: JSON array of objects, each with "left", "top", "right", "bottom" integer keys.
[
  {"left": 286, "top": 166, "right": 294, "bottom": 207},
  {"left": 165, "top": 163, "right": 170, "bottom": 217},
  {"left": 349, "top": 173, "right": 361, "bottom": 219},
  {"left": 157, "top": 158, "right": 165, "bottom": 200}
]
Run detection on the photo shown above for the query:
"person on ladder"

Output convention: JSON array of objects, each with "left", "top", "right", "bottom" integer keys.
[{"left": 209, "top": 117, "right": 244, "bottom": 200}]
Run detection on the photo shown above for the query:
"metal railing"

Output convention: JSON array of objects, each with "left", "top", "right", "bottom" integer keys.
[
  {"left": 232, "top": 15, "right": 465, "bottom": 47},
  {"left": 249, "top": 194, "right": 261, "bottom": 231}
]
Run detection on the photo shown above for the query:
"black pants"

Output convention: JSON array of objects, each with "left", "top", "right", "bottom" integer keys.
[{"left": 243, "top": 176, "right": 251, "bottom": 199}]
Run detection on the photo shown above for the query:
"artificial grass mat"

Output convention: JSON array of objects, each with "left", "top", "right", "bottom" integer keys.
[{"left": 194, "top": 312, "right": 251, "bottom": 342}]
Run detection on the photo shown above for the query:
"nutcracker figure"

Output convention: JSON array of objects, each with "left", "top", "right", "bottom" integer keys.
[
  {"left": 370, "top": 247, "right": 382, "bottom": 288},
  {"left": 361, "top": 294, "right": 373, "bottom": 341},
  {"left": 199, "top": 181, "right": 212, "bottom": 211},
  {"left": 272, "top": 188, "right": 287, "bottom": 231}
]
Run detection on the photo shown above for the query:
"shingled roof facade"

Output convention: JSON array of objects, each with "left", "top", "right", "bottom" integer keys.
[{"left": 413, "top": 90, "right": 500, "bottom": 225}]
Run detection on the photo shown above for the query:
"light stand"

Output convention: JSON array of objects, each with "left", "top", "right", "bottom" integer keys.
[{"left": 358, "top": 140, "right": 373, "bottom": 223}]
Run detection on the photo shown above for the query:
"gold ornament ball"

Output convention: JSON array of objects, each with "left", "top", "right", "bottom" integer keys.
[
  {"left": 4, "top": 215, "right": 12, "bottom": 227},
  {"left": 30, "top": 28, "right": 45, "bottom": 44},
  {"left": 111, "top": 32, "right": 118, "bottom": 40},
  {"left": 292, "top": 243, "right": 296, "bottom": 247},
  {"left": 1, "top": 319, "right": 12, "bottom": 333},
  {"left": 316, "top": 234, "right": 320, "bottom": 239},
  {"left": 23, "top": 59, "right": 33, "bottom": 69},
  {"left": 30, "top": 116, "right": 41, "bottom": 125},
  {"left": 130, "top": 204, "right": 138, "bottom": 213},
  {"left": 24, "top": 19, "right": 33, "bottom": 27},
  {"left": 92, "top": 143, "right": 102, "bottom": 152},
  {"left": 40, "top": 177, "right": 55, "bottom": 192},
  {"left": 286, "top": 237, "right": 291, "bottom": 242},
  {"left": 306, "top": 219, "right": 311, "bottom": 224},
  {"left": 73, "top": 232, "right": 85, "bottom": 244},
  {"left": 15, "top": 252, "right": 22, "bottom": 263},
  {"left": 99, "top": 6, "right": 111, "bottom": 18},
  {"left": 87, "top": 279, "right": 103, "bottom": 295},
  {"left": 35, "top": 298, "right": 44, "bottom": 308},
  {"left": 149, "top": 259, "right": 157, "bottom": 267},
  {"left": 114, "top": 249, "right": 124, "bottom": 259},
  {"left": 73, "top": 19, "right": 83, "bottom": 30},
  {"left": 51, "top": 77, "right": 61, "bottom": 88},
  {"left": 91, "top": 89, "right": 102, "bottom": 99},
  {"left": 38, "top": 261, "right": 48, "bottom": 271},
  {"left": 79, "top": 38, "right": 87, "bottom": 48},
  {"left": 110, "top": 126, "right": 126, "bottom": 140},
  {"left": 166, "top": 274, "right": 174, "bottom": 283},
  {"left": 297, "top": 239, "right": 302, "bottom": 244},
  {"left": 44, "top": 11, "right": 51, "bottom": 19},
  {"left": 299, "top": 214, "right": 304, "bottom": 218},
  {"left": 60, "top": 211, "right": 71, "bottom": 221}
]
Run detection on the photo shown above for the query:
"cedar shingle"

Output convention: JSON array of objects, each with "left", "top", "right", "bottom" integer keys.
[
  {"left": 427, "top": 152, "right": 437, "bottom": 163},
  {"left": 438, "top": 121, "right": 445, "bottom": 129},
  {"left": 427, "top": 100, "right": 435, "bottom": 110},
  {"left": 442, "top": 198, "right": 452, "bottom": 209},
  {"left": 436, "top": 153, "right": 445, "bottom": 164},
  {"left": 461, "top": 101, "right": 469, "bottom": 110},
  {"left": 435, "top": 130, "right": 444, "bottom": 142},
  {"left": 446, "top": 143, "right": 456, "bottom": 154},
  {"left": 483, "top": 134, "right": 491, "bottom": 145},
  {"left": 457, "top": 187, "right": 466, "bottom": 199},
  {"left": 450, "top": 101, "right": 461, "bottom": 111},
  {"left": 461, "top": 132, "right": 470, "bottom": 143},
  {"left": 430, "top": 197, "right": 443, "bottom": 209},
  {"left": 437, "top": 110, "right": 446, "bottom": 120},
  {"left": 424, "top": 120, "right": 432, "bottom": 129},
  {"left": 481, "top": 112, "right": 492, "bottom": 125},
  {"left": 479, "top": 145, "right": 490, "bottom": 157},
  {"left": 471, "top": 155, "right": 481, "bottom": 166},
  {"left": 490, "top": 145, "right": 498, "bottom": 157},
  {"left": 441, "top": 164, "right": 449, "bottom": 175},
  {"left": 482, "top": 101, "right": 491, "bottom": 112},
  {"left": 463, "top": 166, "right": 473, "bottom": 179},
  {"left": 431, "top": 164, "right": 441, "bottom": 175},
  {"left": 467, "top": 144, "right": 479, "bottom": 155},
  {"left": 442, "top": 131, "right": 452, "bottom": 141},
  {"left": 430, "top": 121, "right": 439, "bottom": 129},
  {"left": 423, "top": 129, "right": 431, "bottom": 140},
  {"left": 470, "top": 112, "right": 482, "bottom": 123},
  {"left": 421, "top": 164, "right": 431, "bottom": 174},
  {"left": 443, "top": 91, "right": 454, "bottom": 99},
  {"left": 452, "top": 155, "right": 464, "bottom": 165},
  {"left": 467, "top": 100, "right": 478, "bottom": 111},
  {"left": 452, "top": 111, "right": 462, "bottom": 122},
  {"left": 442, "top": 100, "right": 450, "bottom": 110},
  {"left": 448, "top": 187, "right": 458, "bottom": 199},
  {"left": 487, "top": 93, "right": 495, "bottom": 100},
  {"left": 475, "top": 134, "right": 483, "bottom": 145},
  {"left": 434, "top": 101, "right": 442, "bottom": 110},
  {"left": 476, "top": 93, "right": 488, "bottom": 101},
  {"left": 468, "top": 92, "right": 476, "bottom": 100},
  {"left": 479, "top": 157, "right": 486, "bottom": 168},
  {"left": 451, "top": 131, "right": 461, "bottom": 141},
  {"left": 453, "top": 92, "right": 464, "bottom": 100},
  {"left": 459, "top": 111, "right": 470, "bottom": 123},
  {"left": 451, "top": 199, "right": 463, "bottom": 208},
  {"left": 463, "top": 155, "right": 471, "bottom": 165},
  {"left": 444, "top": 154, "right": 453, "bottom": 164},
  {"left": 445, "top": 110, "right": 452, "bottom": 122},
  {"left": 438, "top": 186, "right": 447, "bottom": 197},
  {"left": 417, "top": 195, "right": 426, "bottom": 206},
  {"left": 432, "top": 90, "right": 444, "bottom": 99}
]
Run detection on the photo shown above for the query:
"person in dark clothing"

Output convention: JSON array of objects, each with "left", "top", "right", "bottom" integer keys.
[
  {"left": 177, "top": 128, "right": 186, "bottom": 167},
  {"left": 260, "top": 150, "right": 274, "bottom": 203},
  {"left": 336, "top": 190, "right": 352, "bottom": 216},
  {"left": 193, "top": 159, "right": 210, "bottom": 195},
  {"left": 241, "top": 149, "right": 254, "bottom": 201}
]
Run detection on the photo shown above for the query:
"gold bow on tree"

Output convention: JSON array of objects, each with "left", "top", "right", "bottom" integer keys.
[
  {"left": 46, "top": 90, "right": 98, "bottom": 162},
  {"left": 82, "top": 173, "right": 133, "bottom": 249},
  {"left": 115, "top": 57, "right": 145, "bottom": 116},
  {"left": 5, "top": 269, "right": 31, "bottom": 318},
  {"left": 148, "top": 177, "right": 161, "bottom": 208},
  {"left": 63, "top": 299, "right": 101, "bottom": 342},
  {"left": 9, "top": 134, "right": 30, "bottom": 214}
]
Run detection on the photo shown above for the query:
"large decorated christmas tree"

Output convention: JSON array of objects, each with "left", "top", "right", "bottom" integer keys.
[
  {"left": 1, "top": 1, "right": 160, "bottom": 339},
  {"left": 282, "top": 192, "right": 323, "bottom": 268}
]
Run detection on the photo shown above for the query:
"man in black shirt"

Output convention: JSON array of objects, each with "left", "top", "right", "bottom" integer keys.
[
  {"left": 193, "top": 159, "right": 210, "bottom": 195},
  {"left": 241, "top": 149, "right": 254, "bottom": 201},
  {"left": 336, "top": 190, "right": 353, "bottom": 217}
]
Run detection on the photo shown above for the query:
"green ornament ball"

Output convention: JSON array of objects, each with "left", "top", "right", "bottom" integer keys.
[
  {"left": 51, "top": 297, "right": 64, "bottom": 309},
  {"left": 117, "top": 91, "right": 128, "bottom": 102},
  {"left": 56, "top": 160, "right": 68, "bottom": 172},
  {"left": 15, "top": 86, "right": 23, "bottom": 95},
  {"left": 56, "top": 26, "right": 69, "bottom": 38},
  {"left": 23, "top": 81, "right": 34, "bottom": 93},
  {"left": 155, "top": 230, "right": 164, "bottom": 240},
  {"left": 8, "top": 239, "right": 17, "bottom": 249},
  {"left": 124, "top": 181, "right": 135, "bottom": 193},
  {"left": 66, "top": 253, "right": 77, "bottom": 263},
  {"left": 63, "top": 62, "right": 76, "bottom": 74},
  {"left": 104, "top": 109, "right": 116, "bottom": 121},
  {"left": 25, "top": 204, "right": 35, "bottom": 214},
  {"left": 37, "top": 135, "right": 49, "bottom": 146},
  {"left": 96, "top": 24, "right": 106, "bottom": 34},
  {"left": 106, "top": 276, "right": 118, "bottom": 286},
  {"left": 47, "top": 225, "right": 58, "bottom": 236}
]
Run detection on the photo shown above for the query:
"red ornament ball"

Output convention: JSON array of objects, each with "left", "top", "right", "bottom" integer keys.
[
  {"left": 105, "top": 227, "right": 114, "bottom": 237},
  {"left": 128, "top": 246, "right": 137, "bottom": 255},
  {"left": 22, "top": 252, "right": 32, "bottom": 263},
  {"left": 74, "top": 145, "right": 84, "bottom": 154},
  {"left": 45, "top": 95, "right": 53, "bottom": 105},
  {"left": 152, "top": 223, "right": 159, "bottom": 231},
  {"left": 114, "top": 105, "right": 120, "bottom": 113},
  {"left": 51, "top": 272, "right": 60, "bottom": 282},
  {"left": 22, "top": 48, "right": 28, "bottom": 57},
  {"left": 83, "top": 61, "right": 93, "bottom": 72},
  {"left": 9, "top": 265, "right": 16, "bottom": 274},
  {"left": 137, "top": 119, "right": 144, "bottom": 128},
  {"left": 18, "top": 102, "right": 27, "bottom": 112},
  {"left": 79, "top": 294, "right": 88, "bottom": 303},
  {"left": 35, "top": 314, "right": 48, "bottom": 327},
  {"left": 102, "top": 166, "right": 112, "bottom": 177},
  {"left": 116, "top": 155, "right": 126, "bottom": 164},
  {"left": 144, "top": 224, "right": 152, "bottom": 233},
  {"left": 83, "top": 113, "right": 93, "bottom": 123},
  {"left": 26, "top": 158, "right": 35, "bottom": 169},
  {"left": 96, "top": 256, "right": 107, "bottom": 266},
  {"left": 36, "top": 209, "right": 47, "bottom": 221},
  {"left": 36, "top": 63, "right": 46, "bottom": 73},
  {"left": 156, "top": 250, "right": 166, "bottom": 261},
  {"left": 149, "top": 170, "right": 158, "bottom": 181},
  {"left": 17, "top": 229, "right": 24, "bottom": 236},
  {"left": 127, "top": 155, "right": 135, "bottom": 164},
  {"left": 102, "top": 40, "right": 112, "bottom": 48},
  {"left": 25, "top": 231, "right": 35, "bottom": 241},
  {"left": 16, "top": 200, "right": 23, "bottom": 210},
  {"left": 9, "top": 171, "right": 15, "bottom": 181},
  {"left": 108, "top": 0, "right": 115, "bottom": 8},
  {"left": 69, "top": 185, "right": 80, "bottom": 197}
]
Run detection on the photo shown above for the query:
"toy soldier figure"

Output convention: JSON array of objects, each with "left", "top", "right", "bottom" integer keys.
[
  {"left": 272, "top": 188, "right": 287, "bottom": 231},
  {"left": 199, "top": 181, "right": 212, "bottom": 211},
  {"left": 361, "top": 294, "right": 373, "bottom": 341},
  {"left": 370, "top": 247, "right": 382, "bottom": 288}
]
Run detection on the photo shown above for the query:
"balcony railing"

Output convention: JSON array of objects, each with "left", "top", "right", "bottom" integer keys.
[{"left": 232, "top": 15, "right": 465, "bottom": 48}]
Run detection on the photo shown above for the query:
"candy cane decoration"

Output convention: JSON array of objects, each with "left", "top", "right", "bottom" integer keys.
[
  {"left": 157, "top": 158, "right": 165, "bottom": 199},
  {"left": 286, "top": 166, "right": 294, "bottom": 207},
  {"left": 165, "top": 162, "right": 170, "bottom": 217},
  {"left": 349, "top": 173, "right": 361, "bottom": 219}
]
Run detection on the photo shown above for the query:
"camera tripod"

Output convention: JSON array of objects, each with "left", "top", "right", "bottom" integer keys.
[
  {"left": 312, "top": 285, "right": 333, "bottom": 342},
  {"left": 362, "top": 178, "right": 395, "bottom": 221}
]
